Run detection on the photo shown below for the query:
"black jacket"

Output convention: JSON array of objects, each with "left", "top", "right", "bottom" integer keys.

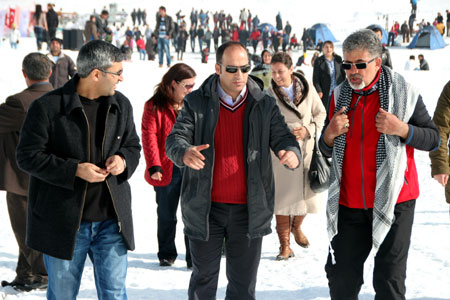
[
  {"left": 16, "top": 75, "right": 141, "bottom": 260},
  {"left": 46, "top": 8, "right": 59, "bottom": 30},
  {"left": 312, "top": 54, "right": 346, "bottom": 112},
  {"left": 155, "top": 14, "right": 174, "bottom": 38},
  {"left": 381, "top": 46, "right": 393, "bottom": 69},
  {"left": 165, "top": 74, "right": 301, "bottom": 241}
]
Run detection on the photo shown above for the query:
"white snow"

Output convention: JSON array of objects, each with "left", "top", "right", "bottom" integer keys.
[{"left": 0, "top": 1, "right": 450, "bottom": 299}]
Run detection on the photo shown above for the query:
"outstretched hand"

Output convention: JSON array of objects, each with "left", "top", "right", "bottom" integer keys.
[{"left": 183, "top": 144, "right": 210, "bottom": 170}]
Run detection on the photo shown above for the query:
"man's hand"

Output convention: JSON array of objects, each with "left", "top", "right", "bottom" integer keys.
[
  {"left": 433, "top": 174, "right": 449, "bottom": 187},
  {"left": 292, "top": 126, "right": 309, "bottom": 141},
  {"left": 76, "top": 163, "right": 109, "bottom": 183},
  {"left": 323, "top": 106, "right": 349, "bottom": 147},
  {"left": 278, "top": 150, "right": 299, "bottom": 169},
  {"left": 183, "top": 144, "right": 209, "bottom": 170},
  {"left": 105, "top": 155, "right": 126, "bottom": 176},
  {"left": 151, "top": 171, "right": 163, "bottom": 181},
  {"left": 375, "top": 108, "right": 409, "bottom": 138},
  {"left": 318, "top": 92, "right": 323, "bottom": 99}
]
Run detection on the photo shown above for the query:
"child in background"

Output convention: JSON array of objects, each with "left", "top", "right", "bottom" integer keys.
[{"left": 137, "top": 37, "right": 146, "bottom": 60}]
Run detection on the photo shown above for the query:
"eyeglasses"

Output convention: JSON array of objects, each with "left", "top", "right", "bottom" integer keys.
[
  {"left": 220, "top": 64, "right": 251, "bottom": 74},
  {"left": 177, "top": 81, "right": 195, "bottom": 90},
  {"left": 341, "top": 58, "right": 376, "bottom": 70},
  {"left": 98, "top": 68, "right": 123, "bottom": 77}
]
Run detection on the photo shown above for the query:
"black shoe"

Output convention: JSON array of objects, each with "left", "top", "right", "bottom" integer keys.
[
  {"left": 159, "top": 258, "right": 175, "bottom": 267},
  {"left": 186, "top": 260, "right": 193, "bottom": 270}
]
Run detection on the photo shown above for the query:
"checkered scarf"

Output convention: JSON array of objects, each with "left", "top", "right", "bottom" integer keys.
[{"left": 327, "top": 66, "right": 419, "bottom": 255}]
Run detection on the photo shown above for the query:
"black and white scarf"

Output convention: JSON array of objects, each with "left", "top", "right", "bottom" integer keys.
[{"left": 327, "top": 66, "right": 419, "bottom": 258}]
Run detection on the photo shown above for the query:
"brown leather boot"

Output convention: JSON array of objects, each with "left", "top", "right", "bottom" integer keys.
[
  {"left": 291, "top": 215, "right": 310, "bottom": 248},
  {"left": 275, "top": 215, "right": 294, "bottom": 260}
]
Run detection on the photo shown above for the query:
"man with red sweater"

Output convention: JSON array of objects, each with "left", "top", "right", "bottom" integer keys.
[
  {"left": 319, "top": 29, "right": 439, "bottom": 300},
  {"left": 166, "top": 41, "right": 300, "bottom": 300}
]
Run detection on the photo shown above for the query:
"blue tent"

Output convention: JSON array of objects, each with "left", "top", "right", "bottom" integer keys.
[
  {"left": 306, "top": 23, "right": 336, "bottom": 45},
  {"left": 366, "top": 24, "right": 388, "bottom": 45},
  {"left": 408, "top": 26, "right": 446, "bottom": 49},
  {"left": 257, "top": 23, "right": 276, "bottom": 33}
]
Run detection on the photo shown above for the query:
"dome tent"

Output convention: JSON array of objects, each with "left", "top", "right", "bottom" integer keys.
[
  {"left": 306, "top": 23, "right": 336, "bottom": 45},
  {"left": 408, "top": 26, "right": 446, "bottom": 50}
]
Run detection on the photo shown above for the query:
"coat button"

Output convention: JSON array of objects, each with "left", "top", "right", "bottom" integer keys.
[{"left": 117, "top": 136, "right": 121, "bottom": 139}]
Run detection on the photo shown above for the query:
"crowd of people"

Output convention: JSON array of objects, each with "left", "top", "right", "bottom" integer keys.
[{"left": 0, "top": 3, "right": 450, "bottom": 300}]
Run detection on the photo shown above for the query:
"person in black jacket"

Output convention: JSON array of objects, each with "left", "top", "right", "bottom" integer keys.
[
  {"left": 46, "top": 3, "right": 58, "bottom": 41},
  {"left": 312, "top": 40, "right": 346, "bottom": 112},
  {"left": 47, "top": 37, "right": 77, "bottom": 88},
  {"left": 16, "top": 40, "right": 141, "bottom": 300},
  {"left": 418, "top": 54, "right": 429, "bottom": 70},
  {"left": 166, "top": 41, "right": 300, "bottom": 300},
  {"left": 155, "top": 6, "right": 174, "bottom": 67},
  {"left": 370, "top": 27, "right": 393, "bottom": 69}
]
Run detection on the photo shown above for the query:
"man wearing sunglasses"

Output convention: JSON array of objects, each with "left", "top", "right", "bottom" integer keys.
[
  {"left": 166, "top": 41, "right": 301, "bottom": 300},
  {"left": 319, "top": 29, "right": 439, "bottom": 300},
  {"left": 16, "top": 40, "right": 141, "bottom": 300}
]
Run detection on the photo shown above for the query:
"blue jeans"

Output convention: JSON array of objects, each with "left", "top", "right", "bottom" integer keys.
[
  {"left": 157, "top": 37, "right": 171, "bottom": 66},
  {"left": 139, "top": 49, "right": 146, "bottom": 60},
  {"left": 44, "top": 219, "right": 128, "bottom": 300},
  {"left": 154, "top": 166, "right": 191, "bottom": 264},
  {"left": 34, "top": 26, "right": 44, "bottom": 50}
]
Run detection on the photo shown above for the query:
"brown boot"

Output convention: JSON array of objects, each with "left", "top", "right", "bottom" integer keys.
[
  {"left": 291, "top": 215, "right": 310, "bottom": 248},
  {"left": 275, "top": 215, "right": 295, "bottom": 260}
]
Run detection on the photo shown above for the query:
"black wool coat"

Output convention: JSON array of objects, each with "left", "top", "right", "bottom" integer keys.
[{"left": 16, "top": 75, "right": 141, "bottom": 260}]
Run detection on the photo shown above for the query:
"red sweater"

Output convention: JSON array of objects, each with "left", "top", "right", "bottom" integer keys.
[
  {"left": 211, "top": 96, "right": 247, "bottom": 204},
  {"left": 329, "top": 71, "right": 419, "bottom": 209}
]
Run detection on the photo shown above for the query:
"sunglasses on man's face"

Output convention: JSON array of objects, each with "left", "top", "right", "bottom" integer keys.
[
  {"left": 341, "top": 57, "right": 376, "bottom": 70},
  {"left": 220, "top": 64, "right": 251, "bottom": 74}
]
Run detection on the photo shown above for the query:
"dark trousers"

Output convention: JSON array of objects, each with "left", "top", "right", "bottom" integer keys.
[
  {"left": 6, "top": 192, "right": 47, "bottom": 283},
  {"left": 325, "top": 200, "right": 416, "bottom": 300},
  {"left": 188, "top": 203, "right": 262, "bottom": 300},
  {"left": 154, "top": 166, "right": 191, "bottom": 264}
]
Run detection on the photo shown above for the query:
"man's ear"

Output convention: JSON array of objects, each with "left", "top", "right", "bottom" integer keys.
[{"left": 215, "top": 63, "right": 221, "bottom": 75}]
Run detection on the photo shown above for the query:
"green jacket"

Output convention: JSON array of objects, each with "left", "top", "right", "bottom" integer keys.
[{"left": 430, "top": 80, "right": 450, "bottom": 203}]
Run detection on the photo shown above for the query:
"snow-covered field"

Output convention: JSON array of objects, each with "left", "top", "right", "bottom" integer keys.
[{"left": 0, "top": 1, "right": 449, "bottom": 299}]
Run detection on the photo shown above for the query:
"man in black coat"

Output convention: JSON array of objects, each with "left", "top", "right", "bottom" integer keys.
[
  {"left": 46, "top": 3, "right": 59, "bottom": 41},
  {"left": 313, "top": 40, "right": 346, "bottom": 112},
  {"left": 16, "top": 40, "right": 141, "bottom": 299},
  {"left": 418, "top": 54, "right": 429, "bottom": 70},
  {"left": 370, "top": 27, "right": 393, "bottom": 69},
  {"left": 166, "top": 41, "right": 300, "bottom": 300},
  {"left": 0, "top": 53, "right": 53, "bottom": 292}
]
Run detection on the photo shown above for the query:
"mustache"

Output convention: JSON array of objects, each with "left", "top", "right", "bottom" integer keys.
[{"left": 349, "top": 74, "right": 363, "bottom": 80}]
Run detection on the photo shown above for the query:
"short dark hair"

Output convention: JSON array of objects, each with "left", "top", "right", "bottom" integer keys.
[
  {"left": 216, "top": 41, "right": 248, "bottom": 64},
  {"left": 159, "top": 6, "right": 166, "bottom": 12},
  {"left": 323, "top": 40, "right": 334, "bottom": 48},
  {"left": 270, "top": 51, "right": 293, "bottom": 68},
  {"left": 77, "top": 40, "right": 123, "bottom": 78},
  {"left": 22, "top": 52, "right": 52, "bottom": 81},
  {"left": 371, "top": 27, "right": 383, "bottom": 35},
  {"left": 101, "top": 10, "right": 109, "bottom": 16}
]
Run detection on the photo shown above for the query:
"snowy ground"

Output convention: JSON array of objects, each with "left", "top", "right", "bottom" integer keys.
[{"left": 1, "top": 1, "right": 450, "bottom": 299}]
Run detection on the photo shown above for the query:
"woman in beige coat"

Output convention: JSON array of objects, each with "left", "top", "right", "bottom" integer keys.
[{"left": 269, "top": 52, "right": 326, "bottom": 260}]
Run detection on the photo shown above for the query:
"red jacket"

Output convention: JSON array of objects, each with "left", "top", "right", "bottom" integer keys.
[
  {"left": 328, "top": 71, "right": 419, "bottom": 209},
  {"left": 250, "top": 30, "right": 260, "bottom": 41},
  {"left": 142, "top": 100, "right": 177, "bottom": 187}
]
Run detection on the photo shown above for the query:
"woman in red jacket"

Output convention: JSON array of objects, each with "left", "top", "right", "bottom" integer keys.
[{"left": 142, "top": 63, "right": 196, "bottom": 268}]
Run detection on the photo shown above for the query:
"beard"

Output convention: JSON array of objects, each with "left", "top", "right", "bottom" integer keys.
[{"left": 347, "top": 74, "right": 366, "bottom": 90}]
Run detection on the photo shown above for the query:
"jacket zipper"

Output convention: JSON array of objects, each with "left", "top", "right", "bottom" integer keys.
[
  {"left": 360, "top": 95, "right": 368, "bottom": 210},
  {"left": 102, "top": 105, "right": 122, "bottom": 232},
  {"left": 75, "top": 110, "right": 91, "bottom": 235},
  {"left": 206, "top": 105, "right": 219, "bottom": 241}
]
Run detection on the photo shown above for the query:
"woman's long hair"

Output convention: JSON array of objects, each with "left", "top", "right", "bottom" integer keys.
[
  {"left": 149, "top": 63, "right": 196, "bottom": 112},
  {"left": 34, "top": 5, "right": 42, "bottom": 22}
]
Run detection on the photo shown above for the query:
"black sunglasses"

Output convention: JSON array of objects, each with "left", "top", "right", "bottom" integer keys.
[
  {"left": 342, "top": 58, "right": 376, "bottom": 70},
  {"left": 220, "top": 64, "right": 251, "bottom": 74}
]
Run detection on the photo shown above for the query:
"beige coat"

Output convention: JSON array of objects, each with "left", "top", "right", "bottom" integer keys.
[{"left": 269, "top": 73, "right": 327, "bottom": 215}]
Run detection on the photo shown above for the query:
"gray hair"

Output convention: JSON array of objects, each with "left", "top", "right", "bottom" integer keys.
[
  {"left": 76, "top": 40, "right": 123, "bottom": 78},
  {"left": 22, "top": 52, "right": 52, "bottom": 81},
  {"left": 342, "top": 29, "right": 382, "bottom": 59}
]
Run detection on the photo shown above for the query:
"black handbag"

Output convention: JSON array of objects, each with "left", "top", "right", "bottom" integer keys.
[{"left": 308, "top": 127, "right": 331, "bottom": 193}]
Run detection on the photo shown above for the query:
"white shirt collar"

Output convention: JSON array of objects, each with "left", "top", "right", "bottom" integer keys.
[{"left": 217, "top": 80, "right": 247, "bottom": 107}]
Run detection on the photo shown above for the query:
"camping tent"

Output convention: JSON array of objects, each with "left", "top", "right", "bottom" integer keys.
[
  {"left": 257, "top": 23, "right": 276, "bottom": 33},
  {"left": 366, "top": 24, "right": 388, "bottom": 45},
  {"left": 306, "top": 23, "right": 336, "bottom": 45},
  {"left": 408, "top": 25, "right": 446, "bottom": 49}
]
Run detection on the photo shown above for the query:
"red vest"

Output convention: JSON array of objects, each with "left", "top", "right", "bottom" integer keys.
[{"left": 211, "top": 96, "right": 247, "bottom": 204}]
